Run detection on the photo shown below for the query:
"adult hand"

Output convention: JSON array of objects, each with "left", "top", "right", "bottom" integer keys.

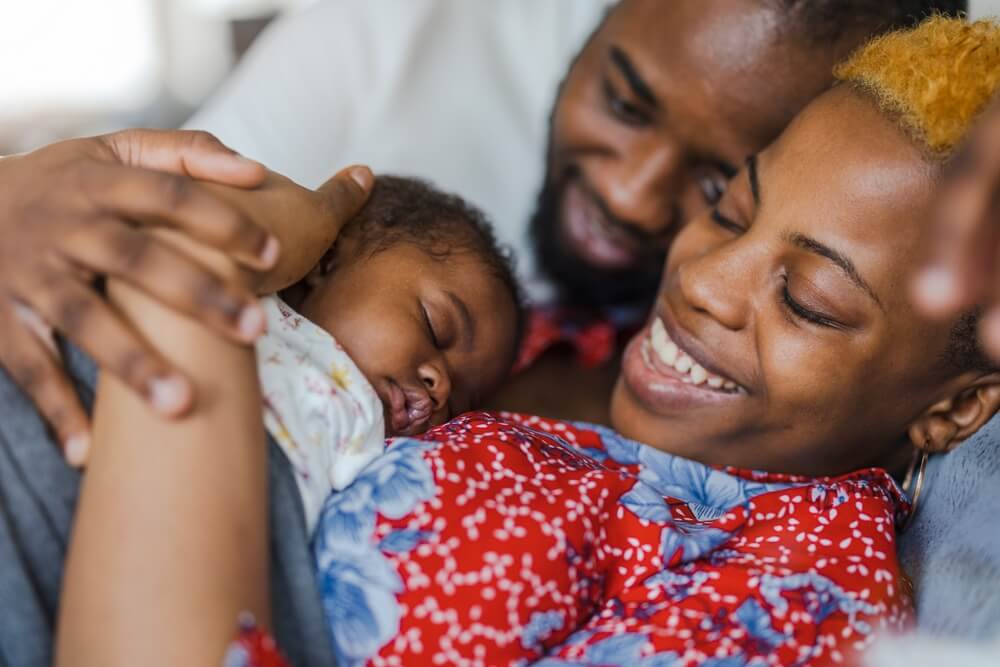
[
  {"left": 912, "top": 96, "right": 1000, "bottom": 361},
  {"left": 0, "top": 129, "right": 274, "bottom": 464}
]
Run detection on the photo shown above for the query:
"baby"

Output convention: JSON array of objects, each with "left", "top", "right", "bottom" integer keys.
[{"left": 256, "top": 176, "right": 522, "bottom": 530}]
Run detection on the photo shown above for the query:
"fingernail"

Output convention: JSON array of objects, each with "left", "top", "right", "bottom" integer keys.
[
  {"left": 912, "top": 266, "right": 960, "bottom": 315},
  {"left": 238, "top": 302, "right": 266, "bottom": 340},
  {"left": 149, "top": 375, "right": 190, "bottom": 415},
  {"left": 259, "top": 236, "right": 280, "bottom": 267},
  {"left": 348, "top": 166, "right": 374, "bottom": 191},
  {"left": 65, "top": 434, "right": 90, "bottom": 467},
  {"left": 234, "top": 153, "right": 260, "bottom": 166}
]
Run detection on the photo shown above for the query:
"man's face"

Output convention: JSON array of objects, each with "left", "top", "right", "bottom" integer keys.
[{"left": 532, "top": 0, "right": 849, "bottom": 308}]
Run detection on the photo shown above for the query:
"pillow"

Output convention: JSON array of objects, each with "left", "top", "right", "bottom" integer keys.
[{"left": 898, "top": 412, "right": 1000, "bottom": 638}]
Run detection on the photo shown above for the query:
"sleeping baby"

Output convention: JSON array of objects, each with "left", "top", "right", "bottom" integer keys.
[{"left": 256, "top": 176, "right": 522, "bottom": 530}]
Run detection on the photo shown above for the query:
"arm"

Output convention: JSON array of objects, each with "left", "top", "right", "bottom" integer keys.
[
  {"left": 0, "top": 129, "right": 271, "bottom": 460},
  {"left": 56, "top": 244, "right": 270, "bottom": 667},
  {"left": 55, "top": 171, "right": 372, "bottom": 666}
]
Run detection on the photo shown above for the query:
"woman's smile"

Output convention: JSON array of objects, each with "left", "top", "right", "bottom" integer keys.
[{"left": 621, "top": 305, "right": 746, "bottom": 414}]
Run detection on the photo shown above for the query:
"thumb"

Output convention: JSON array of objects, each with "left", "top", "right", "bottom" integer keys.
[
  {"left": 100, "top": 128, "right": 267, "bottom": 188},
  {"left": 317, "top": 165, "right": 375, "bottom": 226}
]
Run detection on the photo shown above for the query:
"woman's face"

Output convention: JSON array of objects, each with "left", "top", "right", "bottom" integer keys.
[
  {"left": 533, "top": 0, "right": 855, "bottom": 306},
  {"left": 611, "top": 87, "right": 987, "bottom": 477}
]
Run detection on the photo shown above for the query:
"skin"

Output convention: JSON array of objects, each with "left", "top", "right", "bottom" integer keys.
[
  {"left": 295, "top": 241, "right": 519, "bottom": 437},
  {"left": 612, "top": 86, "right": 1000, "bottom": 477},
  {"left": 912, "top": 95, "right": 1000, "bottom": 361},
  {"left": 531, "top": 0, "right": 857, "bottom": 307},
  {"left": 494, "top": 0, "right": 864, "bottom": 422}
]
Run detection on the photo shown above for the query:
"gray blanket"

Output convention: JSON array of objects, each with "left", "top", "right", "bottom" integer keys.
[{"left": 0, "top": 343, "right": 336, "bottom": 667}]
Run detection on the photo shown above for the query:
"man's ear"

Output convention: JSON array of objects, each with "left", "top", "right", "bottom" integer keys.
[{"left": 908, "top": 373, "right": 1000, "bottom": 453}]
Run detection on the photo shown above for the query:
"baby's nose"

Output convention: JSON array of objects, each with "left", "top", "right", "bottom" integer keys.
[{"left": 418, "top": 362, "right": 451, "bottom": 410}]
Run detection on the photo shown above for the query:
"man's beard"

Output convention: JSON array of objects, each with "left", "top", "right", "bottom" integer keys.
[{"left": 529, "top": 171, "right": 663, "bottom": 310}]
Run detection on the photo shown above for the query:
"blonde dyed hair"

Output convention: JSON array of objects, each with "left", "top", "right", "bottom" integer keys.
[{"left": 834, "top": 15, "right": 1000, "bottom": 158}]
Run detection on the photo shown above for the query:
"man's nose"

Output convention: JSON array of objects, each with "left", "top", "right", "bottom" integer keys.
[{"left": 589, "top": 141, "right": 683, "bottom": 234}]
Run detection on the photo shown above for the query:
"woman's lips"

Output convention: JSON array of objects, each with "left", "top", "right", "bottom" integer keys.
[
  {"left": 621, "top": 318, "right": 744, "bottom": 413},
  {"left": 383, "top": 380, "right": 432, "bottom": 436},
  {"left": 560, "top": 180, "right": 640, "bottom": 270}
]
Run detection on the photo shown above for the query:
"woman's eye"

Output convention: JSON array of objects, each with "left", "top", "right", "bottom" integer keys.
[
  {"left": 781, "top": 278, "right": 842, "bottom": 329},
  {"left": 603, "top": 80, "right": 650, "bottom": 126},
  {"left": 421, "top": 304, "right": 441, "bottom": 348},
  {"left": 698, "top": 176, "right": 726, "bottom": 205}
]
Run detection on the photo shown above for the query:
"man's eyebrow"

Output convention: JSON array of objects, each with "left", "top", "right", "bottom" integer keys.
[
  {"left": 747, "top": 154, "right": 761, "bottom": 206},
  {"left": 446, "top": 291, "right": 475, "bottom": 351},
  {"left": 784, "top": 232, "right": 885, "bottom": 310},
  {"left": 609, "top": 46, "right": 659, "bottom": 108}
]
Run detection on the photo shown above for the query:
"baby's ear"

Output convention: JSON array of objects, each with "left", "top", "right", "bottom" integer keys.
[{"left": 908, "top": 373, "right": 1000, "bottom": 453}]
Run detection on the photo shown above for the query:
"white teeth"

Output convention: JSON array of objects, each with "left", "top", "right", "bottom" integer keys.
[
  {"left": 647, "top": 317, "right": 739, "bottom": 392},
  {"left": 674, "top": 355, "right": 693, "bottom": 374}
]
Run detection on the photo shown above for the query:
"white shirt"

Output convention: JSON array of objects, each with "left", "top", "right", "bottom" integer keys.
[
  {"left": 256, "top": 296, "right": 385, "bottom": 533},
  {"left": 187, "top": 0, "right": 612, "bottom": 301}
]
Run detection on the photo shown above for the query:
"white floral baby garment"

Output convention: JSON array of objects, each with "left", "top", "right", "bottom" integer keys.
[{"left": 256, "top": 295, "right": 385, "bottom": 534}]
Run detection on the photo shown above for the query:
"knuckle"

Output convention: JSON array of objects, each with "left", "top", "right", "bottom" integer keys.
[
  {"left": 187, "top": 130, "right": 221, "bottom": 152},
  {"left": 109, "top": 231, "right": 151, "bottom": 272},
  {"left": 52, "top": 294, "right": 90, "bottom": 333},
  {"left": 115, "top": 347, "right": 152, "bottom": 389},
  {"left": 161, "top": 173, "right": 192, "bottom": 209}
]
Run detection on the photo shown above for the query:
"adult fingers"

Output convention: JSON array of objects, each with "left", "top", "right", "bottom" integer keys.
[
  {"left": 101, "top": 129, "right": 267, "bottom": 188},
  {"left": 62, "top": 219, "right": 266, "bottom": 343},
  {"left": 0, "top": 298, "right": 91, "bottom": 466},
  {"left": 318, "top": 165, "right": 375, "bottom": 225},
  {"left": 84, "top": 162, "right": 279, "bottom": 270},
  {"left": 26, "top": 279, "right": 193, "bottom": 419}
]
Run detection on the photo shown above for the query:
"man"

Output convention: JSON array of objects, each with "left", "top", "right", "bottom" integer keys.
[{"left": 0, "top": 2, "right": 968, "bottom": 665}]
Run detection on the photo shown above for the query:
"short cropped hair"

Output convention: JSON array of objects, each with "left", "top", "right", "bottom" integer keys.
[
  {"left": 778, "top": 0, "right": 967, "bottom": 43},
  {"left": 329, "top": 175, "right": 525, "bottom": 352},
  {"left": 834, "top": 16, "right": 1000, "bottom": 371}
]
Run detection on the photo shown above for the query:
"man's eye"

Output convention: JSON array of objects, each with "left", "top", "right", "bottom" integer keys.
[
  {"left": 603, "top": 80, "right": 650, "bottom": 126},
  {"left": 698, "top": 176, "right": 726, "bottom": 205}
]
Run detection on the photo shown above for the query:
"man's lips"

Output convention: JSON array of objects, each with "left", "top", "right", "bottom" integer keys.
[
  {"left": 382, "top": 380, "right": 432, "bottom": 436},
  {"left": 560, "top": 180, "right": 642, "bottom": 270}
]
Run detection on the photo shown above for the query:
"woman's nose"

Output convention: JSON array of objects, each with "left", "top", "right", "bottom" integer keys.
[
  {"left": 418, "top": 362, "right": 451, "bottom": 410},
  {"left": 676, "top": 243, "right": 751, "bottom": 331},
  {"left": 590, "top": 140, "right": 683, "bottom": 234}
]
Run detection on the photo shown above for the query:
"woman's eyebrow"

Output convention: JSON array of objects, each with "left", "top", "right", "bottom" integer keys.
[
  {"left": 609, "top": 45, "right": 659, "bottom": 108},
  {"left": 783, "top": 232, "right": 885, "bottom": 311}
]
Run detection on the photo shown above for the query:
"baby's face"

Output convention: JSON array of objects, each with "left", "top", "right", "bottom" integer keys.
[{"left": 300, "top": 243, "right": 518, "bottom": 436}]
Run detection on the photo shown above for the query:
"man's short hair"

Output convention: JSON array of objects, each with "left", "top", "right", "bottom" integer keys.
[{"left": 777, "top": 0, "right": 968, "bottom": 43}]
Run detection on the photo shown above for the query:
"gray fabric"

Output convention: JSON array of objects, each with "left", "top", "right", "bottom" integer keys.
[
  {"left": 0, "top": 343, "right": 336, "bottom": 667},
  {"left": 899, "top": 413, "right": 1000, "bottom": 640}
]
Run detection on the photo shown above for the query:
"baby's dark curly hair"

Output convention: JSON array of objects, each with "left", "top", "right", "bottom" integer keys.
[{"left": 326, "top": 175, "right": 525, "bottom": 353}]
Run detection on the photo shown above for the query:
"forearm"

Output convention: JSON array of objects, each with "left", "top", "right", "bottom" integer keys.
[{"left": 57, "top": 239, "right": 270, "bottom": 667}]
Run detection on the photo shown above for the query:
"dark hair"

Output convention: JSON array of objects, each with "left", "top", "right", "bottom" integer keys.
[
  {"left": 945, "top": 309, "right": 995, "bottom": 373},
  {"left": 329, "top": 175, "right": 526, "bottom": 353},
  {"left": 777, "top": 0, "right": 967, "bottom": 42}
]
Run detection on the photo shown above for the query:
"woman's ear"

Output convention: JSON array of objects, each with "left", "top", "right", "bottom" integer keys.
[{"left": 908, "top": 373, "right": 1000, "bottom": 453}]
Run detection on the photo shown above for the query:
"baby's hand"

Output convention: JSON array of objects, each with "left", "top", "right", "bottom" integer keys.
[{"left": 203, "top": 166, "right": 374, "bottom": 293}]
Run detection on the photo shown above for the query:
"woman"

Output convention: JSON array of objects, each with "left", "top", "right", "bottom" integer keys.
[{"left": 57, "top": 16, "right": 1000, "bottom": 667}]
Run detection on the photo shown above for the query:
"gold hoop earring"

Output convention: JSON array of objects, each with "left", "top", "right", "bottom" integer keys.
[{"left": 901, "top": 446, "right": 929, "bottom": 532}]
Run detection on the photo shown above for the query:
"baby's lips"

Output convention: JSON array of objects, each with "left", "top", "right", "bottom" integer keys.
[{"left": 403, "top": 387, "right": 433, "bottom": 423}]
